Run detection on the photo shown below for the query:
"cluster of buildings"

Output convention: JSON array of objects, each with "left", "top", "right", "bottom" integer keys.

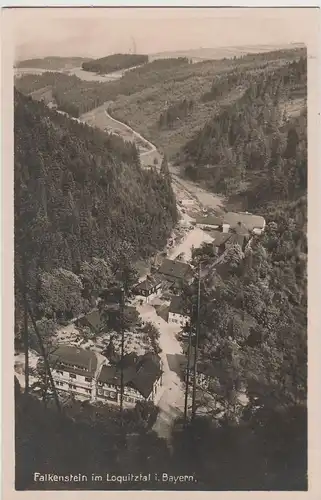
[
  {"left": 47, "top": 345, "right": 162, "bottom": 407},
  {"left": 195, "top": 211, "right": 266, "bottom": 256},
  {"left": 133, "top": 258, "right": 193, "bottom": 304},
  {"left": 44, "top": 210, "right": 266, "bottom": 408}
]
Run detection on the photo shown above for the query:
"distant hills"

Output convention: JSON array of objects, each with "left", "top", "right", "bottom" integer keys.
[
  {"left": 149, "top": 43, "right": 306, "bottom": 62},
  {"left": 82, "top": 54, "right": 148, "bottom": 74},
  {"left": 15, "top": 56, "right": 93, "bottom": 70}
]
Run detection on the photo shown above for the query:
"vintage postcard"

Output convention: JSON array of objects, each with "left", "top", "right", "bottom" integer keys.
[{"left": 1, "top": 5, "right": 320, "bottom": 498}]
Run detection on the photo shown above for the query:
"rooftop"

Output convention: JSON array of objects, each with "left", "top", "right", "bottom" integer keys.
[
  {"left": 158, "top": 258, "right": 192, "bottom": 281},
  {"left": 228, "top": 233, "right": 247, "bottom": 248},
  {"left": 98, "top": 351, "right": 161, "bottom": 398},
  {"left": 223, "top": 212, "right": 265, "bottom": 232},
  {"left": 195, "top": 215, "right": 223, "bottom": 226},
  {"left": 134, "top": 275, "right": 163, "bottom": 292},
  {"left": 48, "top": 345, "right": 98, "bottom": 375},
  {"left": 211, "top": 232, "right": 233, "bottom": 247},
  {"left": 169, "top": 295, "right": 187, "bottom": 316},
  {"left": 77, "top": 309, "right": 101, "bottom": 330}
]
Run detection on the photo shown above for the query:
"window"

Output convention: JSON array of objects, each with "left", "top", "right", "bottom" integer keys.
[
  {"left": 86, "top": 389, "right": 91, "bottom": 394},
  {"left": 69, "top": 373, "right": 76, "bottom": 379},
  {"left": 69, "top": 384, "right": 77, "bottom": 390},
  {"left": 56, "top": 370, "right": 64, "bottom": 376},
  {"left": 85, "top": 377, "right": 91, "bottom": 382}
]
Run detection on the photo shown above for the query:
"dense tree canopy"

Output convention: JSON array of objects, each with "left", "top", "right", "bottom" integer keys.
[
  {"left": 14, "top": 91, "right": 177, "bottom": 323},
  {"left": 82, "top": 53, "right": 148, "bottom": 74},
  {"left": 181, "top": 57, "right": 307, "bottom": 202}
]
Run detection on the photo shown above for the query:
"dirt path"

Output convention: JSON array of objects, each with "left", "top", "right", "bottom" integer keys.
[
  {"left": 104, "top": 108, "right": 157, "bottom": 157},
  {"left": 135, "top": 303, "right": 185, "bottom": 440}
]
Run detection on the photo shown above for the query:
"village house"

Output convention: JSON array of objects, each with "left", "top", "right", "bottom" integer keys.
[
  {"left": 223, "top": 212, "right": 266, "bottom": 235},
  {"left": 75, "top": 309, "right": 102, "bottom": 334},
  {"left": 133, "top": 275, "right": 163, "bottom": 303},
  {"left": 48, "top": 345, "right": 101, "bottom": 400},
  {"left": 158, "top": 258, "right": 193, "bottom": 289},
  {"left": 168, "top": 296, "right": 189, "bottom": 328},
  {"left": 195, "top": 211, "right": 265, "bottom": 236},
  {"left": 195, "top": 214, "right": 223, "bottom": 231},
  {"left": 47, "top": 346, "right": 162, "bottom": 407},
  {"left": 97, "top": 352, "right": 163, "bottom": 406},
  {"left": 210, "top": 230, "right": 249, "bottom": 256}
]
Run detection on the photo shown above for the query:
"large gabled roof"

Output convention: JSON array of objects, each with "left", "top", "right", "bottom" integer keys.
[
  {"left": 134, "top": 275, "right": 163, "bottom": 293},
  {"left": 211, "top": 232, "right": 233, "bottom": 247},
  {"left": 223, "top": 212, "right": 265, "bottom": 232},
  {"left": 98, "top": 351, "right": 161, "bottom": 398},
  {"left": 169, "top": 295, "right": 187, "bottom": 315},
  {"left": 158, "top": 258, "right": 192, "bottom": 280},
  {"left": 129, "top": 352, "right": 162, "bottom": 399},
  {"left": 48, "top": 345, "right": 98, "bottom": 374},
  {"left": 195, "top": 215, "right": 223, "bottom": 226},
  {"left": 83, "top": 310, "right": 101, "bottom": 329}
]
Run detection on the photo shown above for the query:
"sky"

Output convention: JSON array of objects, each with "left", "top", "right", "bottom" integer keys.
[{"left": 8, "top": 7, "right": 315, "bottom": 61}]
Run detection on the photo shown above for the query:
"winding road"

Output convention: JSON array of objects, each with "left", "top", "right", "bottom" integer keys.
[
  {"left": 79, "top": 100, "right": 226, "bottom": 439},
  {"left": 82, "top": 103, "right": 224, "bottom": 211},
  {"left": 104, "top": 107, "right": 158, "bottom": 158}
]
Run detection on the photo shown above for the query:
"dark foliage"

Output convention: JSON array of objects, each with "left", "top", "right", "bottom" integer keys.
[
  {"left": 15, "top": 56, "right": 92, "bottom": 70},
  {"left": 82, "top": 53, "right": 148, "bottom": 74},
  {"left": 14, "top": 91, "right": 177, "bottom": 322},
  {"left": 181, "top": 57, "right": 307, "bottom": 201},
  {"left": 159, "top": 99, "right": 194, "bottom": 129},
  {"left": 15, "top": 58, "right": 191, "bottom": 118}
]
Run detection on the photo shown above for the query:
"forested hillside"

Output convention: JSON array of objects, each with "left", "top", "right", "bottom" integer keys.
[
  {"left": 181, "top": 56, "right": 307, "bottom": 204},
  {"left": 172, "top": 56, "right": 308, "bottom": 490},
  {"left": 110, "top": 48, "right": 306, "bottom": 156},
  {"left": 176, "top": 191, "right": 307, "bottom": 489},
  {"left": 82, "top": 53, "right": 148, "bottom": 74},
  {"left": 15, "top": 56, "right": 92, "bottom": 70},
  {"left": 14, "top": 57, "right": 192, "bottom": 117},
  {"left": 14, "top": 91, "right": 177, "bottom": 323}
]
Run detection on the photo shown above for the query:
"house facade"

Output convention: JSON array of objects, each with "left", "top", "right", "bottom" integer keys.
[
  {"left": 158, "top": 259, "right": 193, "bottom": 288},
  {"left": 48, "top": 345, "right": 100, "bottom": 400},
  {"left": 195, "top": 215, "right": 223, "bottom": 231},
  {"left": 134, "top": 276, "right": 163, "bottom": 303},
  {"left": 168, "top": 296, "right": 189, "bottom": 327},
  {"left": 47, "top": 346, "right": 163, "bottom": 407},
  {"left": 96, "top": 352, "right": 163, "bottom": 406},
  {"left": 223, "top": 212, "right": 266, "bottom": 235},
  {"left": 75, "top": 309, "right": 102, "bottom": 334}
]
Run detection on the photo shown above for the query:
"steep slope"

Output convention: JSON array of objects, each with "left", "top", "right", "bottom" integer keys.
[
  {"left": 180, "top": 56, "right": 307, "bottom": 205},
  {"left": 14, "top": 91, "right": 177, "bottom": 316},
  {"left": 82, "top": 53, "right": 148, "bottom": 74}
]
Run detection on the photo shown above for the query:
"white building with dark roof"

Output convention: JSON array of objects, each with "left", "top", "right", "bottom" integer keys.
[
  {"left": 48, "top": 345, "right": 101, "bottom": 400},
  {"left": 97, "top": 352, "right": 162, "bottom": 406},
  {"left": 133, "top": 275, "right": 163, "bottom": 302},
  {"left": 46, "top": 345, "right": 163, "bottom": 407},
  {"left": 223, "top": 212, "right": 266, "bottom": 235},
  {"left": 195, "top": 214, "right": 223, "bottom": 230},
  {"left": 168, "top": 296, "right": 189, "bottom": 327}
]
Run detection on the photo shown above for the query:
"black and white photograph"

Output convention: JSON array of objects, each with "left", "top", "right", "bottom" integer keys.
[{"left": 2, "top": 4, "right": 319, "bottom": 494}]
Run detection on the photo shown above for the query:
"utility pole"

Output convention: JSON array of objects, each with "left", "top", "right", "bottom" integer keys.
[
  {"left": 17, "top": 269, "right": 61, "bottom": 413},
  {"left": 22, "top": 260, "right": 29, "bottom": 394},
  {"left": 183, "top": 309, "right": 193, "bottom": 428},
  {"left": 191, "top": 262, "right": 201, "bottom": 421},
  {"left": 119, "top": 286, "right": 125, "bottom": 422}
]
